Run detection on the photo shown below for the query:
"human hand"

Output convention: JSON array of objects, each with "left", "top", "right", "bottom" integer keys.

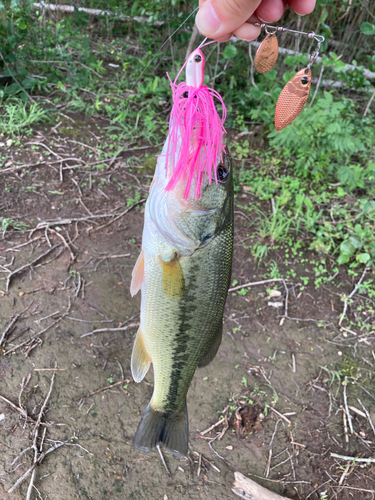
[{"left": 196, "top": 0, "right": 316, "bottom": 41}]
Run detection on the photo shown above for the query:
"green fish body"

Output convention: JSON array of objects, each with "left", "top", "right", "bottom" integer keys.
[{"left": 130, "top": 139, "right": 233, "bottom": 456}]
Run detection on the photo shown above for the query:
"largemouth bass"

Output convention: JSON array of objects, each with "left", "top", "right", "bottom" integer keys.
[
  {"left": 130, "top": 47, "right": 233, "bottom": 456},
  {"left": 130, "top": 141, "right": 233, "bottom": 456}
]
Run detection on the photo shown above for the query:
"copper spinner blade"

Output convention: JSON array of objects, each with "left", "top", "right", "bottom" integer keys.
[
  {"left": 275, "top": 68, "right": 312, "bottom": 131},
  {"left": 254, "top": 33, "right": 279, "bottom": 74}
]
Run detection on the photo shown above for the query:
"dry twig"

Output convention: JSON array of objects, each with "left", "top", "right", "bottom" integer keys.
[
  {"left": 357, "top": 399, "right": 375, "bottom": 436},
  {"left": 343, "top": 378, "right": 354, "bottom": 435},
  {"left": 4, "top": 298, "right": 71, "bottom": 355},
  {"left": 0, "top": 314, "right": 20, "bottom": 347},
  {"left": 201, "top": 417, "right": 226, "bottom": 436},
  {"left": 81, "top": 322, "right": 139, "bottom": 338},
  {"left": 331, "top": 453, "right": 375, "bottom": 463},
  {"left": 156, "top": 445, "right": 171, "bottom": 477},
  {"left": 5, "top": 243, "right": 61, "bottom": 292},
  {"left": 79, "top": 379, "right": 131, "bottom": 399},
  {"left": 228, "top": 278, "right": 290, "bottom": 293},
  {"left": 90, "top": 198, "right": 146, "bottom": 233},
  {"left": 339, "top": 267, "right": 367, "bottom": 326}
]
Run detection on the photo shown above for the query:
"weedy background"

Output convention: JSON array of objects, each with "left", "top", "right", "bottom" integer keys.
[{"left": 0, "top": 1, "right": 375, "bottom": 499}]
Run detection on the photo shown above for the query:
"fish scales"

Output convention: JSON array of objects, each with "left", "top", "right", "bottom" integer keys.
[{"left": 144, "top": 220, "right": 233, "bottom": 414}]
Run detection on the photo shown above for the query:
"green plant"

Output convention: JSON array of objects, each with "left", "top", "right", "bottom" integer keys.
[
  {"left": 1, "top": 218, "right": 29, "bottom": 235},
  {"left": 0, "top": 98, "right": 48, "bottom": 135}
]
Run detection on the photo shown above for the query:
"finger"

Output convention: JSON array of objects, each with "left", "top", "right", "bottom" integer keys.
[
  {"left": 255, "top": 0, "right": 285, "bottom": 23},
  {"left": 233, "top": 22, "right": 261, "bottom": 41},
  {"left": 288, "top": 0, "right": 316, "bottom": 15},
  {"left": 196, "top": 0, "right": 262, "bottom": 39},
  {"left": 246, "top": 13, "right": 261, "bottom": 23}
]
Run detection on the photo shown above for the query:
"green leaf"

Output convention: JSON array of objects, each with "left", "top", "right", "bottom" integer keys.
[
  {"left": 340, "top": 240, "right": 355, "bottom": 257},
  {"left": 360, "top": 22, "right": 375, "bottom": 35},
  {"left": 321, "top": 23, "right": 332, "bottom": 37},
  {"left": 15, "top": 20, "right": 29, "bottom": 30},
  {"left": 222, "top": 45, "right": 237, "bottom": 59},
  {"left": 357, "top": 253, "right": 370, "bottom": 264},
  {"left": 264, "top": 69, "right": 277, "bottom": 81},
  {"left": 337, "top": 254, "right": 350, "bottom": 265},
  {"left": 283, "top": 71, "right": 294, "bottom": 83}
]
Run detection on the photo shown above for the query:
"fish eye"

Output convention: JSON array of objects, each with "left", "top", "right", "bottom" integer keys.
[
  {"left": 301, "top": 76, "right": 309, "bottom": 85},
  {"left": 194, "top": 55, "right": 202, "bottom": 63},
  {"left": 217, "top": 165, "right": 228, "bottom": 181}
]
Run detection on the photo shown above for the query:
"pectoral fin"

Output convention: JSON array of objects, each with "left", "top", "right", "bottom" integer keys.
[
  {"left": 130, "top": 250, "right": 145, "bottom": 297},
  {"left": 198, "top": 323, "right": 223, "bottom": 367},
  {"left": 160, "top": 254, "right": 185, "bottom": 299},
  {"left": 131, "top": 328, "right": 151, "bottom": 382}
]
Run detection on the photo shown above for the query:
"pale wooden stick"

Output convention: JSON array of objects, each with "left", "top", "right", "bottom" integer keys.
[{"left": 232, "top": 472, "right": 293, "bottom": 500}]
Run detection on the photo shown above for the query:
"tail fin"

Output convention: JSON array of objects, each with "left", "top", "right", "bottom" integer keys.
[{"left": 134, "top": 404, "right": 188, "bottom": 456}]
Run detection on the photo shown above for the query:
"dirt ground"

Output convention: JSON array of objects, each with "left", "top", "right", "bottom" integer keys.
[{"left": 1, "top": 119, "right": 375, "bottom": 500}]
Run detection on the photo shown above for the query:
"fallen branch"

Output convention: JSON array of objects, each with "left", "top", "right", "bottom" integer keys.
[
  {"left": 357, "top": 399, "right": 375, "bottom": 437},
  {"left": 25, "top": 373, "right": 56, "bottom": 498},
  {"left": 32, "top": 3, "right": 164, "bottom": 25},
  {"left": 5, "top": 243, "right": 61, "bottom": 292},
  {"left": 80, "top": 322, "right": 139, "bottom": 338},
  {"left": 200, "top": 417, "right": 226, "bottom": 436},
  {"left": 232, "top": 472, "right": 293, "bottom": 500},
  {"left": 4, "top": 298, "right": 71, "bottom": 355},
  {"left": 269, "top": 407, "right": 291, "bottom": 425},
  {"left": 78, "top": 379, "right": 131, "bottom": 399},
  {"left": 90, "top": 199, "right": 146, "bottom": 233},
  {"left": 331, "top": 453, "right": 375, "bottom": 463},
  {"left": 0, "top": 314, "right": 20, "bottom": 347},
  {"left": 339, "top": 267, "right": 367, "bottom": 326},
  {"left": 229, "top": 278, "right": 290, "bottom": 293},
  {"left": 343, "top": 377, "right": 354, "bottom": 435}
]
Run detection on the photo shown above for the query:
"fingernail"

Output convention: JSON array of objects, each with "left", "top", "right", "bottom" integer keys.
[
  {"left": 196, "top": 3, "right": 221, "bottom": 36},
  {"left": 289, "top": 6, "right": 305, "bottom": 16}
]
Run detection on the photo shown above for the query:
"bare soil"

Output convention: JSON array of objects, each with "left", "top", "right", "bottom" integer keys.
[{"left": 0, "top": 119, "right": 374, "bottom": 500}]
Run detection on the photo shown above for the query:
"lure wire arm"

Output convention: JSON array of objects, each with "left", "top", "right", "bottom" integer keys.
[
  {"left": 254, "top": 23, "right": 325, "bottom": 45},
  {"left": 254, "top": 23, "right": 325, "bottom": 70},
  {"left": 198, "top": 37, "right": 208, "bottom": 49}
]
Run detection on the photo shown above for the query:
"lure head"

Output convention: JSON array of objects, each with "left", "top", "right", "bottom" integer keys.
[
  {"left": 186, "top": 48, "right": 205, "bottom": 88},
  {"left": 164, "top": 45, "right": 226, "bottom": 200}
]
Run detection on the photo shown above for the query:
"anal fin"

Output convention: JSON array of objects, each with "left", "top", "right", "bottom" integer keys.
[
  {"left": 131, "top": 328, "right": 151, "bottom": 382},
  {"left": 198, "top": 323, "right": 223, "bottom": 368},
  {"left": 130, "top": 250, "right": 145, "bottom": 297}
]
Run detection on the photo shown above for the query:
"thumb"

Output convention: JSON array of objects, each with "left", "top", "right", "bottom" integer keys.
[{"left": 196, "top": 0, "right": 262, "bottom": 39}]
